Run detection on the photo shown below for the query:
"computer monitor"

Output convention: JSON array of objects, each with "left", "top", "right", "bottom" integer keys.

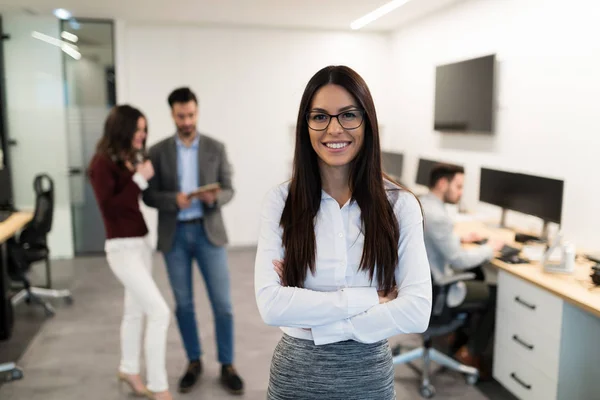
[
  {"left": 479, "top": 167, "right": 564, "bottom": 234},
  {"left": 381, "top": 151, "right": 403, "bottom": 182},
  {"left": 415, "top": 158, "right": 463, "bottom": 187}
]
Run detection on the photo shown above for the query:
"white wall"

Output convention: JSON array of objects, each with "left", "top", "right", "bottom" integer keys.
[
  {"left": 388, "top": 0, "right": 600, "bottom": 250},
  {"left": 116, "top": 23, "right": 393, "bottom": 247},
  {"left": 3, "top": 14, "right": 74, "bottom": 258}
]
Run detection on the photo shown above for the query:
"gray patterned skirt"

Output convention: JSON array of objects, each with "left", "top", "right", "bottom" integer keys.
[{"left": 267, "top": 334, "right": 396, "bottom": 400}]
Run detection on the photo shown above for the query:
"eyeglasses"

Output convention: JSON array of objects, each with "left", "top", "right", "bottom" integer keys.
[{"left": 306, "top": 109, "right": 365, "bottom": 131}]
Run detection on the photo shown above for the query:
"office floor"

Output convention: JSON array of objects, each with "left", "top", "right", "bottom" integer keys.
[{"left": 0, "top": 249, "right": 515, "bottom": 400}]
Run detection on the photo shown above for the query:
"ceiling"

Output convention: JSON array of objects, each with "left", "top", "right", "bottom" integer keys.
[{"left": 0, "top": 0, "right": 465, "bottom": 32}]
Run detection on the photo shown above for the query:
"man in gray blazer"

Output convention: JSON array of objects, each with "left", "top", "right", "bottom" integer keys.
[
  {"left": 420, "top": 164, "right": 503, "bottom": 377},
  {"left": 143, "top": 88, "right": 243, "bottom": 395}
]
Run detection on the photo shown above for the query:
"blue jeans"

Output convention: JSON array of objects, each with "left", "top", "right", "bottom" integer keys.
[{"left": 163, "top": 221, "right": 234, "bottom": 364}]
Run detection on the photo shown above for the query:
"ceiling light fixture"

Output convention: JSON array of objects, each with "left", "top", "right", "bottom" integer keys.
[
  {"left": 61, "top": 44, "right": 81, "bottom": 60},
  {"left": 61, "top": 31, "right": 78, "bottom": 43},
  {"left": 31, "top": 31, "right": 81, "bottom": 60},
  {"left": 350, "top": 0, "right": 411, "bottom": 30},
  {"left": 53, "top": 8, "right": 72, "bottom": 20}
]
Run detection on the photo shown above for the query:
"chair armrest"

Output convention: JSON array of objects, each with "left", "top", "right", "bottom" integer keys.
[{"left": 435, "top": 273, "right": 476, "bottom": 287}]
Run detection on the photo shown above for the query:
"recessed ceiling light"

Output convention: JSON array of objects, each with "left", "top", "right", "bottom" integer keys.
[
  {"left": 351, "top": 0, "right": 411, "bottom": 30},
  {"left": 61, "top": 31, "right": 78, "bottom": 43},
  {"left": 53, "top": 8, "right": 72, "bottom": 20}
]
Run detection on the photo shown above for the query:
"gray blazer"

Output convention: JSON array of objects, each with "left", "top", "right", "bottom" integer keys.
[{"left": 143, "top": 134, "right": 234, "bottom": 253}]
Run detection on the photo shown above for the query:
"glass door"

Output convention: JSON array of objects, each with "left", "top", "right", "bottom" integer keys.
[{"left": 62, "top": 19, "right": 115, "bottom": 254}]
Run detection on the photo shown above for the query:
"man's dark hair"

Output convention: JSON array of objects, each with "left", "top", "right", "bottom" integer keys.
[
  {"left": 429, "top": 163, "right": 465, "bottom": 188},
  {"left": 168, "top": 87, "right": 197, "bottom": 108}
]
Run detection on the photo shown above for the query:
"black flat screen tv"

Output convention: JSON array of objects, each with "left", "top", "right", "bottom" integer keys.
[{"left": 434, "top": 54, "right": 495, "bottom": 133}]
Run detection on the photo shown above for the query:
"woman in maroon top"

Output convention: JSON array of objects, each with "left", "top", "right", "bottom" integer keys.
[{"left": 89, "top": 105, "right": 172, "bottom": 400}]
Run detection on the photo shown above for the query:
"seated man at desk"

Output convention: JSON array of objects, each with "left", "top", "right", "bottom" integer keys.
[{"left": 419, "top": 164, "right": 504, "bottom": 373}]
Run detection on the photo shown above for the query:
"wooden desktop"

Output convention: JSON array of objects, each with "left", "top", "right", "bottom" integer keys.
[
  {"left": 456, "top": 220, "right": 600, "bottom": 318},
  {"left": 0, "top": 212, "right": 33, "bottom": 243},
  {"left": 456, "top": 220, "right": 600, "bottom": 400}
]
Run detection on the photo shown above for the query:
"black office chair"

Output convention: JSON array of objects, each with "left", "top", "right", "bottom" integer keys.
[
  {"left": 19, "top": 174, "right": 54, "bottom": 288},
  {"left": 9, "top": 174, "right": 72, "bottom": 316},
  {"left": 392, "top": 273, "right": 480, "bottom": 398},
  {"left": 6, "top": 238, "right": 61, "bottom": 316}
]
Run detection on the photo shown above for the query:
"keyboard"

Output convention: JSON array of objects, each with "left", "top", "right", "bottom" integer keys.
[
  {"left": 515, "top": 233, "right": 543, "bottom": 243},
  {"left": 499, "top": 254, "right": 530, "bottom": 264},
  {"left": 585, "top": 253, "right": 600, "bottom": 264},
  {"left": 500, "top": 244, "right": 521, "bottom": 258}
]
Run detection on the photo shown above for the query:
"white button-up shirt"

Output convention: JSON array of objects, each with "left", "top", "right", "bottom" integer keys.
[{"left": 254, "top": 181, "right": 432, "bottom": 346}]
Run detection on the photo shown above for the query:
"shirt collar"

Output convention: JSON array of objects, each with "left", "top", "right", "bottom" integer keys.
[
  {"left": 321, "top": 190, "right": 354, "bottom": 208},
  {"left": 175, "top": 133, "right": 200, "bottom": 149}
]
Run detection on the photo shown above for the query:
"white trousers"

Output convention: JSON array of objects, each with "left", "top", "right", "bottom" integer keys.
[{"left": 106, "top": 237, "right": 170, "bottom": 392}]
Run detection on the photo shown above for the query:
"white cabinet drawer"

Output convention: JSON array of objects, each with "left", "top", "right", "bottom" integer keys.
[
  {"left": 495, "top": 309, "right": 560, "bottom": 381},
  {"left": 494, "top": 343, "right": 557, "bottom": 400},
  {"left": 497, "top": 271, "right": 563, "bottom": 337}
]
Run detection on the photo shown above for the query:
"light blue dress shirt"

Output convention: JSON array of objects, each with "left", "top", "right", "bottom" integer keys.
[
  {"left": 176, "top": 134, "right": 203, "bottom": 221},
  {"left": 419, "top": 193, "right": 494, "bottom": 306}
]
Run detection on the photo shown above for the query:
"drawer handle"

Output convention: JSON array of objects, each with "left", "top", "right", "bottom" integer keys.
[
  {"left": 512, "top": 335, "right": 534, "bottom": 350},
  {"left": 514, "top": 296, "right": 536, "bottom": 310},
  {"left": 510, "top": 372, "right": 532, "bottom": 390}
]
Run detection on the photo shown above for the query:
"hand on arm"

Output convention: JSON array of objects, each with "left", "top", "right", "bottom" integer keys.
[
  {"left": 310, "top": 194, "right": 433, "bottom": 345},
  {"left": 254, "top": 187, "right": 380, "bottom": 329},
  {"left": 89, "top": 157, "right": 141, "bottom": 218},
  {"left": 431, "top": 217, "right": 495, "bottom": 270}
]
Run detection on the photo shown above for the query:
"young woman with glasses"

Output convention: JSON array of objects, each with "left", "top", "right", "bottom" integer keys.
[{"left": 254, "top": 65, "right": 432, "bottom": 399}]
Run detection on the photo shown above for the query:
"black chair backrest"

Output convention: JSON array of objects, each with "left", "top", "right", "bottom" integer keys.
[
  {"left": 429, "top": 276, "right": 469, "bottom": 326},
  {"left": 20, "top": 174, "right": 54, "bottom": 245}
]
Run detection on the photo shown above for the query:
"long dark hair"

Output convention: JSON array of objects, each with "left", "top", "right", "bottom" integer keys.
[
  {"left": 95, "top": 105, "right": 147, "bottom": 166},
  {"left": 280, "top": 65, "right": 404, "bottom": 294}
]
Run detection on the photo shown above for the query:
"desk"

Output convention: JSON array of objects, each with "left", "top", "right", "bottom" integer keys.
[
  {"left": 456, "top": 221, "right": 600, "bottom": 400},
  {"left": 1, "top": 212, "right": 33, "bottom": 340}
]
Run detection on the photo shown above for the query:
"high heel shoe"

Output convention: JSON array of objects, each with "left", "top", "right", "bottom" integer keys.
[
  {"left": 147, "top": 390, "right": 173, "bottom": 400},
  {"left": 117, "top": 371, "right": 152, "bottom": 398}
]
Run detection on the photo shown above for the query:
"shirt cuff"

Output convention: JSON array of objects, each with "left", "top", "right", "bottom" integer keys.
[
  {"left": 312, "top": 319, "right": 351, "bottom": 345},
  {"left": 482, "top": 245, "right": 495, "bottom": 259},
  {"left": 132, "top": 172, "right": 148, "bottom": 190},
  {"left": 343, "top": 287, "right": 379, "bottom": 317}
]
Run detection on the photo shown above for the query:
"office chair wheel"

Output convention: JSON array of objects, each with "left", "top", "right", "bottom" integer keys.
[
  {"left": 420, "top": 384, "right": 435, "bottom": 398},
  {"left": 10, "top": 368, "right": 23, "bottom": 381},
  {"left": 4, "top": 367, "right": 23, "bottom": 382},
  {"left": 465, "top": 373, "right": 478, "bottom": 385},
  {"left": 64, "top": 295, "right": 74, "bottom": 305}
]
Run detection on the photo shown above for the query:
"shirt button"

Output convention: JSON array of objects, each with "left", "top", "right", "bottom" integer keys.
[{"left": 338, "top": 232, "right": 344, "bottom": 238}]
